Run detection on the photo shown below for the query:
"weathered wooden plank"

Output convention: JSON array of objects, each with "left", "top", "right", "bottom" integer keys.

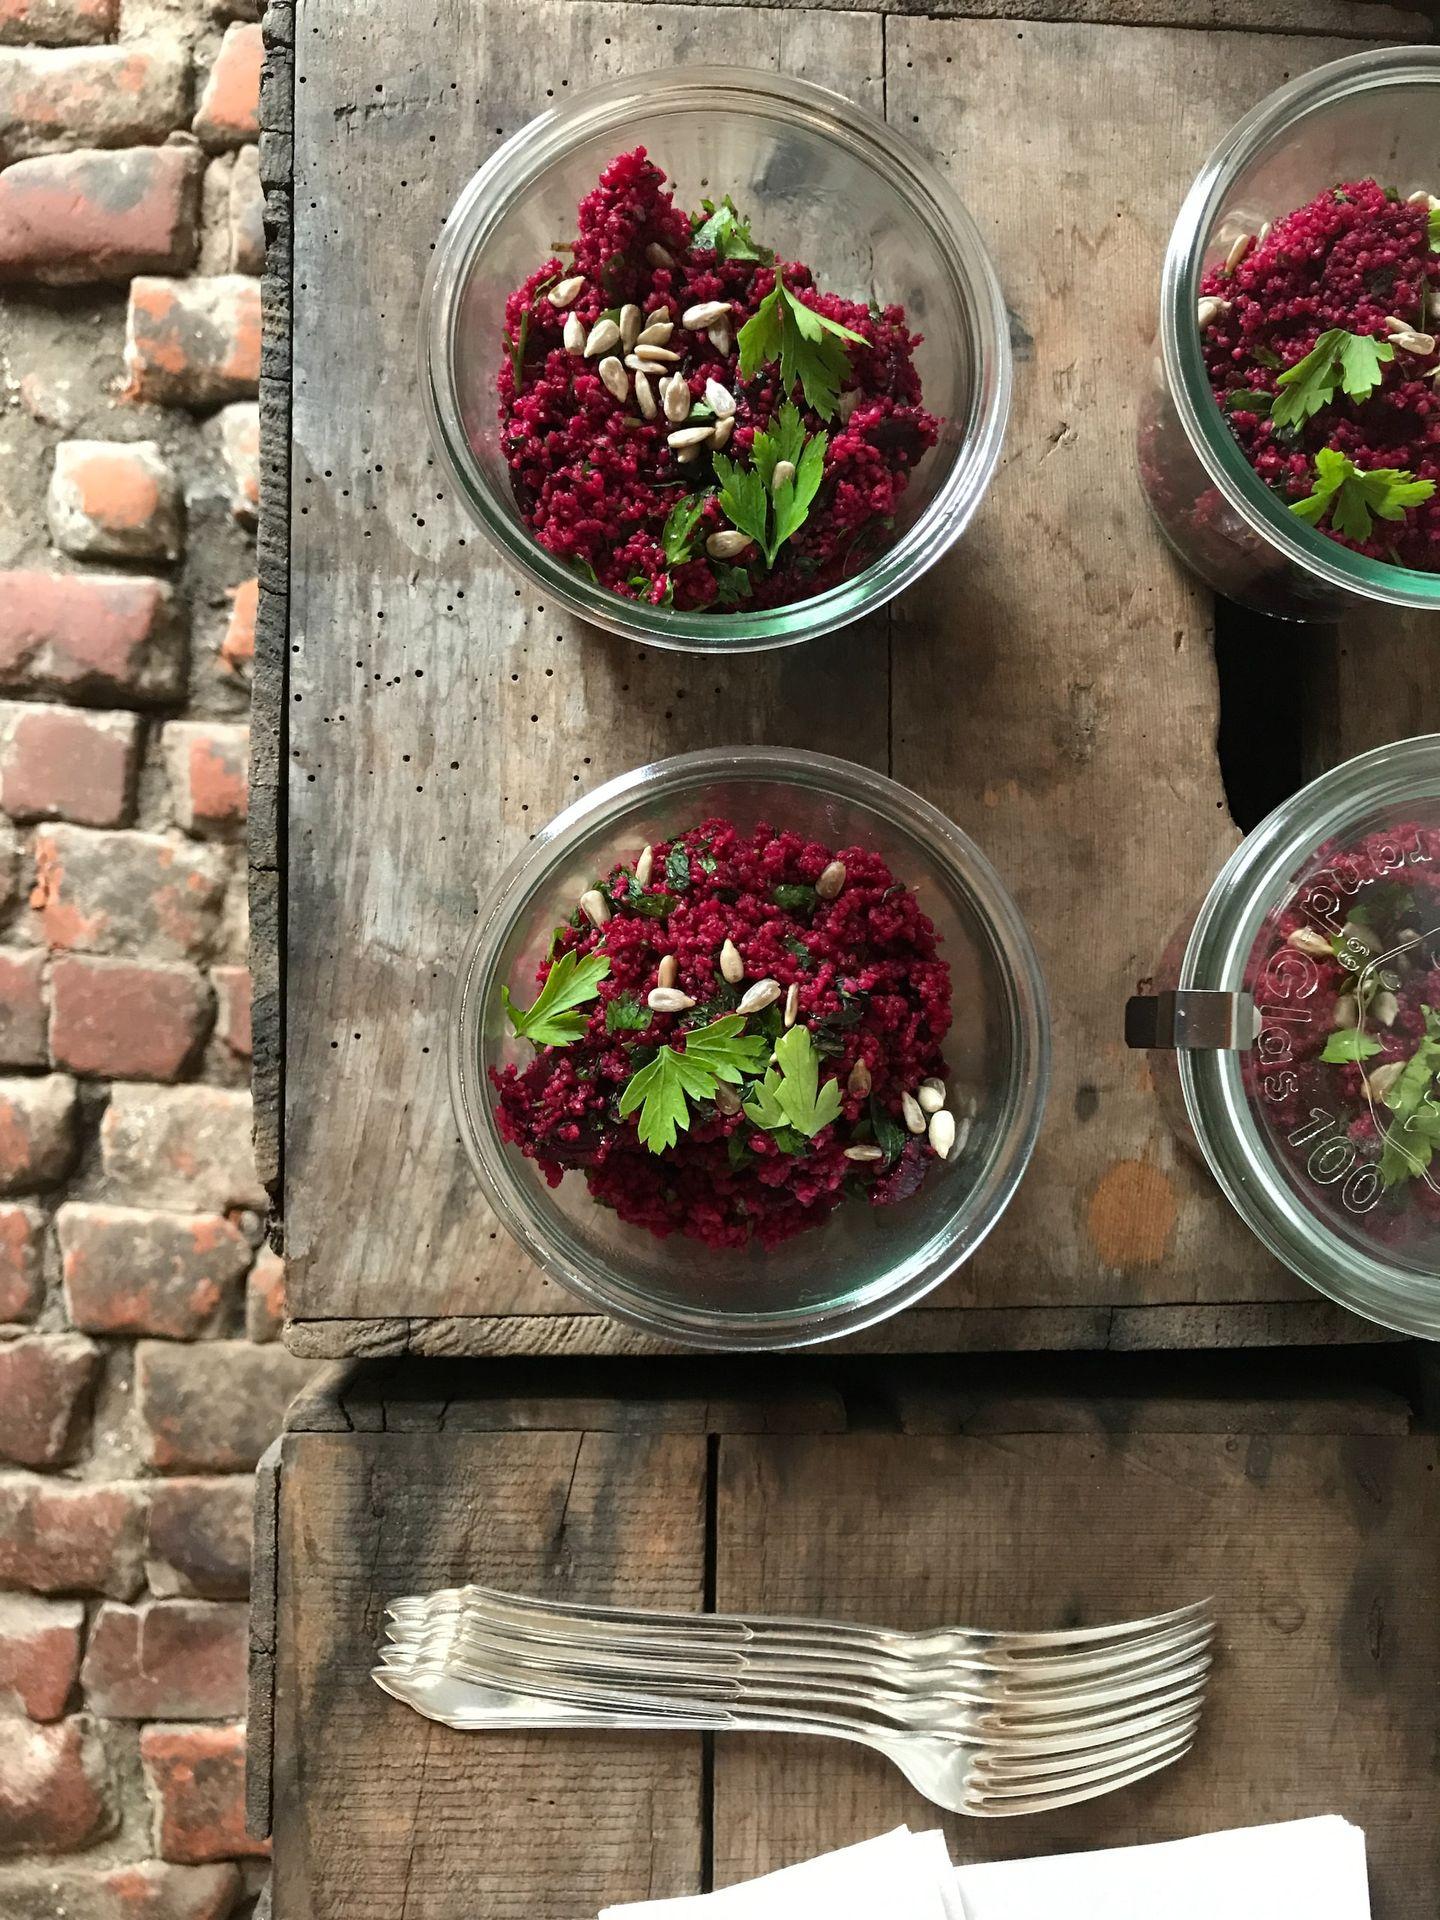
[
  {"left": 271, "top": 1429, "right": 708, "bottom": 1919},
  {"left": 603, "top": 0, "right": 1430, "bottom": 31},
  {"left": 246, "top": 1437, "right": 282, "bottom": 1841},
  {"left": 713, "top": 1429, "right": 1440, "bottom": 1912}
]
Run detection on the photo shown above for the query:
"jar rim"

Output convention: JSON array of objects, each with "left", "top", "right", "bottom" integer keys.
[
  {"left": 1160, "top": 44, "right": 1440, "bottom": 613},
  {"left": 448, "top": 746, "right": 1051, "bottom": 1348},
  {"left": 1180, "top": 734, "right": 1440, "bottom": 1337},
  {"left": 420, "top": 64, "right": 1013, "bottom": 654}
]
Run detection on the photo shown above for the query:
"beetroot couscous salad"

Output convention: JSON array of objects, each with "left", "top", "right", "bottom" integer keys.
[
  {"left": 1198, "top": 178, "right": 1439, "bottom": 569},
  {"left": 495, "top": 149, "right": 940, "bottom": 611},
  {"left": 490, "top": 819, "right": 967, "bottom": 1250},
  {"left": 1248, "top": 822, "right": 1440, "bottom": 1250}
]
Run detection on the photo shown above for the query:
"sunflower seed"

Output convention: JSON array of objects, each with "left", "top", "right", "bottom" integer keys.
[
  {"left": 634, "top": 343, "right": 682, "bottom": 364},
  {"left": 705, "top": 529, "right": 750, "bottom": 559},
  {"left": 899, "top": 1090, "right": 925, "bottom": 1135},
  {"left": 645, "top": 308, "right": 670, "bottom": 329},
  {"left": 770, "top": 459, "right": 796, "bottom": 492},
  {"left": 1366, "top": 1061, "right": 1405, "bottom": 1100},
  {"left": 714, "top": 1083, "right": 743, "bottom": 1116},
  {"left": 624, "top": 355, "right": 657, "bottom": 372},
  {"left": 1391, "top": 327, "right": 1436, "bottom": 356},
  {"left": 1286, "top": 926, "right": 1332, "bottom": 959},
  {"left": 645, "top": 242, "right": 675, "bottom": 268},
  {"left": 584, "top": 318, "right": 621, "bottom": 357},
  {"left": 784, "top": 982, "right": 801, "bottom": 1028},
  {"left": 648, "top": 986, "right": 697, "bottom": 1013},
  {"left": 708, "top": 321, "right": 733, "bottom": 356},
  {"left": 668, "top": 424, "right": 714, "bottom": 450},
  {"left": 579, "top": 888, "right": 611, "bottom": 928},
  {"left": 711, "top": 416, "right": 734, "bottom": 449},
  {"left": 720, "top": 939, "right": 744, "bottom": 984},
  {"left": 847, "top": 1058, "right": 872, "bottom": 1097},
  {"left": 844, "top": 1144, "right": 885, "bottom": 1162},
  {"left": 1257, "top": 221, "right": 1271, "bottom": 246},
  {"left": 635, "top": 845, "right": 654, "bottom": 887},
  {"left": 1197, "top": 295, "right": 1231, "bottom": 330},
  {"left": 704, "top": 377, "right": 737, "bottom": 418},
  {"left": 619, "top": 303, "right": 641, "bottom": 349},
  {"left": 562, "top": 312, "right": 586, "bottom": 354},
  {"left": 598, "top": 355, "right": 629, "bottom": 401},
  {"left": 662, "top": 376, "right": 691, "bottom": 424},
  {"left": 816, "top": 860, "right": 846, "bottom": 900},
  {"left": 683, "top": 299, "right": 731, "bottom": 330},
  {"left": 952, "top": 1114, "right": 972, "bottom": 1156},
  {"left": 1372, "top": 989, "right": 1400, "bottom": 1027},
  {"left": 635, "top": 321, "right": 674, "bottom": 348},
  {"left": 677, "top": 446, "right": 701, "bottom": 465},
  {"left": 928, "top": 1109, "right": 957, "bottom": 1159},
  {"left": 634, "top": 369, "right": 658, "bottom": 419},
  {"left": 917, "top": 1077, "right": 946, "bottom": 1114},
  {"left": 1332, "top": 994, "right": 1359, "bottom": 1030},
  {"left": 737, "top": 978, "right": 781, "bottom": 1015},
  {"left": 657, "top": 954, "right": 678, "bottom": 990},
  {"left": 1223, "top": 232, "right": 1252, "bottom": 275},
  {"left": 836, "top": 389, "right": 859, "bottom": 422},
  {"left": 547, "top": 275, "right": 585, "bottom": 308}
]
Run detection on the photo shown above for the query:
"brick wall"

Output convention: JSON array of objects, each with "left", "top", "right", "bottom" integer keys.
[{"left": 0, "top": 1, "right": 307, "bottom": 1912}]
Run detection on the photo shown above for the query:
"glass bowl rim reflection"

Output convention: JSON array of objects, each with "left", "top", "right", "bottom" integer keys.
[
  {"left": 419, "top": 62, "right": 1013, "bottom": 653},
  {"left": 449, "top": 747, "right": 1051, "bottom": 1349}
]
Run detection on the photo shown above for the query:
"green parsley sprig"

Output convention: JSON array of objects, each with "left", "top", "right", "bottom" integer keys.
[
  {"left": 502, "top": 948, "right": 610, "bottom": 1046},
  {"left": 713, "top": 402, "right": 827, "bottom": 566},
  {"left": 690, "top": 195, "right": 773, "bottom": 265},
  {"left": 1290, "top": 448, "right": 1435, "bottom": 543},
  {"left": 742, "top": 1024, "right": 843, "bottom": 1142},
  {"left": 738, "top": 280, "right": 866, "bottom": 420},
  {"left": 662, "top": 493, "right": 710, "bottom": 566},
  {"left": 1270, "top": 328, "right": 1395, "bottom": 431},
  {"left": 618, "top": 1014, "right": 770, "bottom": 1155},
  {"left": 1320, "top": 1028, "right": 1383, "bottom": 1065}
]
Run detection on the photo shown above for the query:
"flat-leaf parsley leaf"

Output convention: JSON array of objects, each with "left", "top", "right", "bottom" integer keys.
[
  {"left": 743, "top": 1024, "right": 843, "bottom": 1140},
  {"left": 738, "top": 279, "right": 866, "bottom": 420},
  {"left": 618, "top": 1014, "right": 771, "bottom": 1155},
  {"left": 713, "top": 403, "right": 828, "bottom": 566},
  {"left": 502, "top": 948, "right": 610, "bottom": 1046},
  {"left": 1320, "top": 1028, "right": 1383, "bottom": 1065},
  {"left": 690, "top": 194, "right": 773, "bottom": 265},
  {"left": 662, "top": 492, "right": 710, "bottom": 566},
  {"left": 1271, "top": 328, "right": 1395, "bottom": 430},
  {"left": 1290, "top": 448, "right": 1435, "bottom": 543}
]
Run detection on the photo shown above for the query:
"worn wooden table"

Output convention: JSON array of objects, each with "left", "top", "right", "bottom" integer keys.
[{"left": 253, "top": 1, "right": 1440, "bottom": 1913}]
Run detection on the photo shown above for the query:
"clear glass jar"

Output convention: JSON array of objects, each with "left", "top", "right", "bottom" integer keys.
[
  {"left": 1135, "top": 736, "right": 1440, "bottom": 1339},
  {"left": 450, "top": 748, "right": 1050, "bottom": 1350},
  {"left": 421, "top": 66, "right": 1011, "bottom": 654},
  {"left": 1137, "top": 46, "right": 1440, "bottom": 622}
]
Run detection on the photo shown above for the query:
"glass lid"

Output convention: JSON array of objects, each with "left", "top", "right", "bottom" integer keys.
[{"left": 1179, "top": 736, "right": 1440, "bottom": 1337}]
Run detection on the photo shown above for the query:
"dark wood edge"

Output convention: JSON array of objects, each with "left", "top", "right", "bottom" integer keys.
[
  {"left": 247, "top": 1436, "right": 283, "bottom": 1841},
  {"left": 562, "top": 0, "right": 1436, "bottom": 35},
  {"left": 253, "top": 0, "right": 294, "bottom": 1228}
]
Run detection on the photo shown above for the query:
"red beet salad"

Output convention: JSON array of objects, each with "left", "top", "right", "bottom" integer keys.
[
  {"left": 1248, "top": 822, "right": 1440, "bottom": 1254},
  {"left": 1199, "top": 178, "right": 1439, "bottom": 569},
  {"left": 491, "top": 819, "right": 967, "bottom": 1250},
  {"left": 496, "top": 149, "right": 939, "bottom": 612}
]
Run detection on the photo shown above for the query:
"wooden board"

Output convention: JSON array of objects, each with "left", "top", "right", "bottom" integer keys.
[
  {"left": 262, "top": 1360, "right": 1440, "bottom": 1917},
  {"left": 269, "top": 1, "right": 1440, "bottom": 1355}
]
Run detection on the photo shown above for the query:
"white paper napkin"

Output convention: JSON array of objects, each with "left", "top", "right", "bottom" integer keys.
[{"left": 599, "top": 1816, "right": 1369, "bottom": 1920}]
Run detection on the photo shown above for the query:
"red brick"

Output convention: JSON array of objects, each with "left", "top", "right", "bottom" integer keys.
[
  {"left": 141, "top": 1722, "right": 266, "bottom": 1863},
  {"left": 81, "top": 1599, "right": 246, "bottom": 1718},
  {"left": 0, "top": 1715, "right": 113, "bottom": 1852},
  {"left": 0, "top": 44, "right": 188, "bottom": 163},
  {"left": 31, "top": 825, "right": 226, "bottom": 961},
  {"left": 217, "top": 577, "right": 254, "bottom": 682},
  {"left": 164, "top": 722, "right": 247, "bottom": 837},
  {"left": 0, "top": 0, "right": 116, "bottom": 48},
  {"left": 215, "top": 400, "right": 257, "bottom": 525},
  {"left": 0, "top": 1593, "right": 82, "bottom": 1719},
  {"left": 0, "top": 948, "right": 47, "bottom": 1067},
  {"left": 0, "top": 702, "right": 138, "bottom": 827},
  {"left": 211, "top": 965, "right": 249, "bottom": 1058},
  {"left": 58, "top": 1202, "right": 245, "bottom": 1337},
  {"left": 0, "top": 1859, "right": 241, "bottom": 1920},
  {"left": 0, "top": 1474, "right": 146, "bottom": 1596},
  {"left": 0, "top": 822, "right": 18, "bottom": 912},
  {"left": 137, "top": 1339, "right": 310, "bottom": 1471},
  {"left": 0, "top": 570, "right": 184, "bottom": 706},
  {"left": 48, "top": 440, "right": 183, "bottom": 562},
  {"left": 123, "top": 274, "right": 259, "bottom": 409},
  {"left": 192, "top": 24, "right": 258, "bottom": 149},
  {"left": 0, "top": 1334, "right": 96, "bottom": 1466},
  {"left": 50, "top": 958, "right": 211, "bottom": 1081},
  {"left": 101, "top": 1085, "right": 265, "bottom": 1212},
  {"left": 0, "top": 1203, "right": 44, "bottom": 1322},
  {"left": 244, "top": 1244, "right": 282, "bottom": 1342},
  {"left": 0, "top": 147, "right": 200, "bottom": 285},
  {"left": 0, "top": 1074, "right": 76, "bottom": 1194},
  {"left": 145, "top": 1478, "right": 251, "bottom": 1599}
]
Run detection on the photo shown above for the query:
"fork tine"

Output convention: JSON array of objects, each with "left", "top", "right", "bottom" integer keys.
[
  {"left": 971, "top": 1717, "right": 1201, "bottom": 1786},
  {"left": 967, "top": 1737, "right": 1197, "bottom": 1817}
]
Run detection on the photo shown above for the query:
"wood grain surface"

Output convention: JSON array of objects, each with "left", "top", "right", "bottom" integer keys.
[{"left": 274, "top": 0, "right": 1440, "bottom": 1353}]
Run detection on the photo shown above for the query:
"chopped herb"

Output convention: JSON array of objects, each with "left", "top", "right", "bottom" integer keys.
[
  {"left": 625, "top": 889, "right": 679, "bottom": 918},
  {"left": 568, "top": 556, "right": 600, "bottom": 586},
  {"left": 772, "top": 882, "right": 818, "bottom": 913},
  {"left": 782, "top": 935, "right": 812, "bottom": 963},
  {"left": 1271, "top": 328, "right": 1395, "bottom": 431},
  {"left": 742, "top": 1024, "right": 843, "bottom": 1140},
  {"left": 713, "top": 563, "right": 753, "bottom": 607},
  {"left": 1319, "top": 1028, "right": 1383, "bottom": 1065},
  {"left": 508, "top": 310, "right": 529, "bottom": 391},
  {"left": 604, "top": 991, "right": 652, "bottom": 1034},
  {"left": 696, "top": 849, "right": 718, "bottom": 875},
  {"left": 1222, "top": 390, "right": 1274, "bottom": 415},
  {"left": 1350, "top": 883, "right": 1416, "bottom": 928},
  {"left": 1251, "top": 344, "right": 1284, "bottom": 370},
  {"left": 726, "top": 1130, "right": 757, "bottom": 1172},
  {"left": 1290, "top": 448, "right": 1435, "bottom": 543},
  {"left": 690, "top": 193, "right": 773, "bottom": 265},
  {"left": 737, "top": 279, "right": 866, "bottom": 420},
  {"left": 502, "top": 948, "right": 610, "bottom": 1046},
  {"left": 1378, "top": 1007, "right": 1440, "bottom": 1187},
  {"left": 618, "top": 1014, "right": 770, "bottom": 1155},
  {"left": 869, "top": 1097, "right": 907, "bottom": 1166},
  {"left": 662, "top": 492, "right": 710, "bottom": 566},
  {"left": 665, "top": 844, "right": 692, "bottom": 892}
]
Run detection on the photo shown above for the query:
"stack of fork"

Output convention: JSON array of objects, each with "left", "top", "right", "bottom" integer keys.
[{"left": 375, "top": 1584, "right": 1215, "bottom": 1817}]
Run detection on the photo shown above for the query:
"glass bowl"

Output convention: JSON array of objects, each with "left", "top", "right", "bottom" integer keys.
[
  {"left": 1137, "top": 45, "right": 1440, "bottom": 621},
  {"left": 421, "top": 65, "right": 1011, "bottom": 654},
  {"left": 450, "top": 749, "right": 1050, "bottom": 1349}
]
